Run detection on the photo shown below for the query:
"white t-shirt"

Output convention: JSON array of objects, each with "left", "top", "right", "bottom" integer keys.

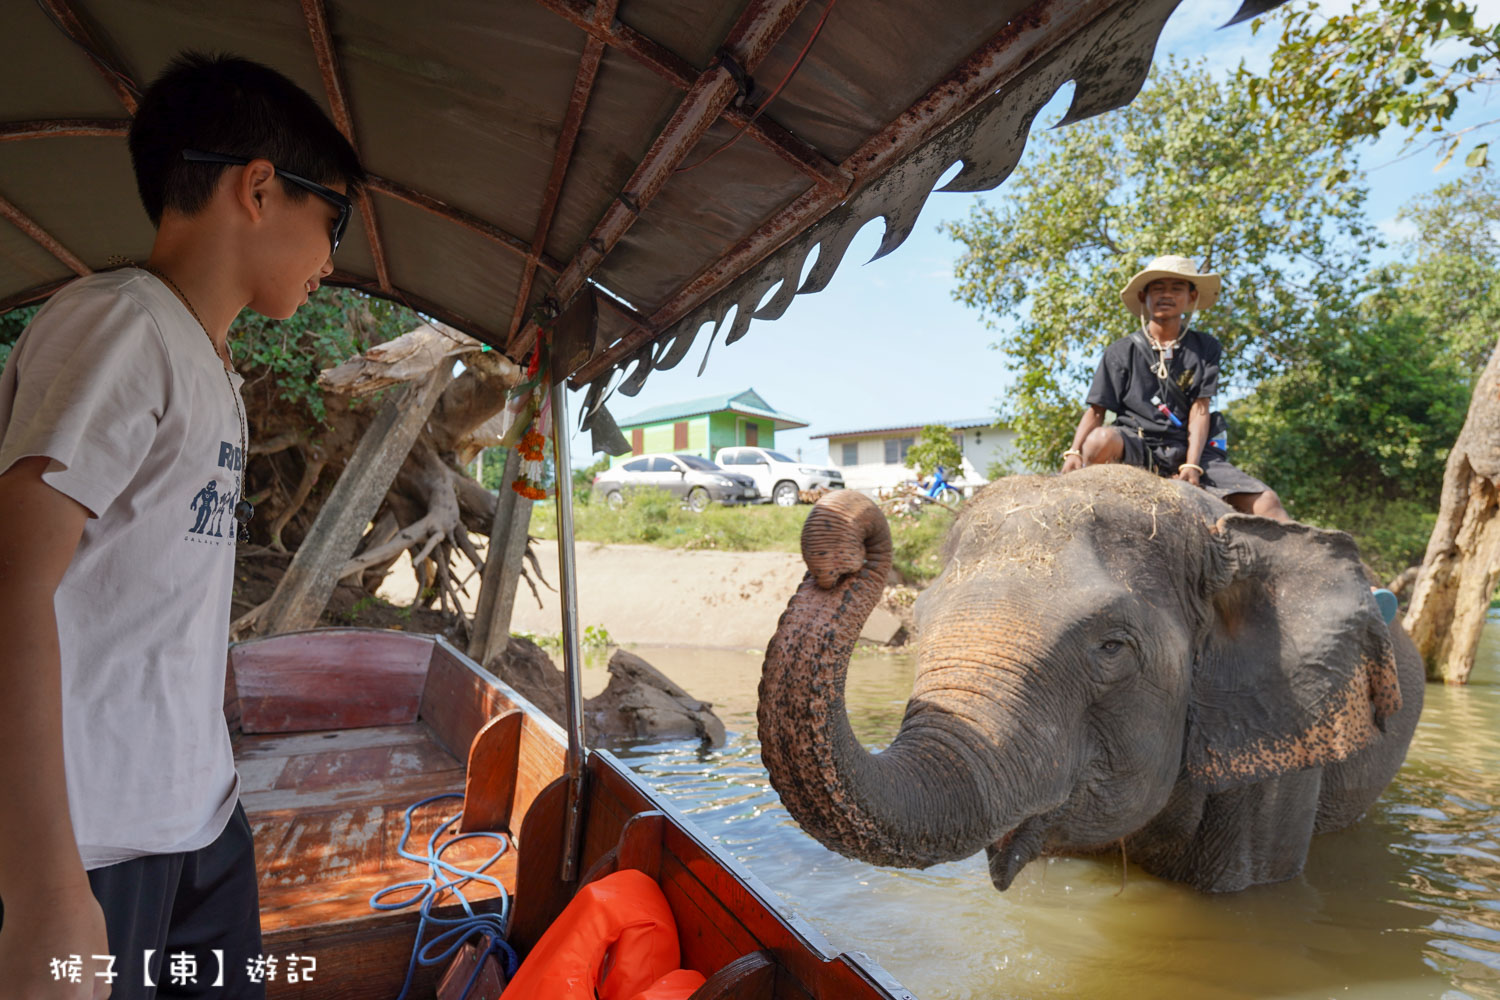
[{"left": 0, "top": 267, "right": 242, "bottom": 869}]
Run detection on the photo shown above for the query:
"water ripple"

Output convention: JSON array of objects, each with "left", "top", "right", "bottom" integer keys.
[{"left": 606, "top": 632, "right": 1500, "bottom": 999}]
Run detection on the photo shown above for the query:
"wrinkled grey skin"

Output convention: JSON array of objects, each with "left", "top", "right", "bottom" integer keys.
[{"left": 758, "top": 465, "right": 1423, "bottom": 893}]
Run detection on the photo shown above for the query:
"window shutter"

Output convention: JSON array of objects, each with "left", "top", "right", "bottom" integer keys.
[
  {"left": 674, "top": 421, "right": 688, "bottom": 449},
  {"left": 632, "top": 428, "right": 643, "bottom": 454}
]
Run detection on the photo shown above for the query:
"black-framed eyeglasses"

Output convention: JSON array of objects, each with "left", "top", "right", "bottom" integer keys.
[{"left": 181, "top": 149, "right": 351, "bottom": 255}]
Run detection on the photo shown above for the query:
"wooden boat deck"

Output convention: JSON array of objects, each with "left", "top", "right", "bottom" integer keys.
[
  {"left": 226, "top": 628, "right": 913, "bottom": 999},
  {"left": 233, "top": 722, "right": 515, "bottom": 936}
]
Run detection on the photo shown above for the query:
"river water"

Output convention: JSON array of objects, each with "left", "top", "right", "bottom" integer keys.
[{"left": 588, "top": 615, "right": 1500, "bottom": 1000}]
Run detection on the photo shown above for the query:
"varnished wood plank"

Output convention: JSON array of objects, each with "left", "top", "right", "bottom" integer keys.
[
  {"left": 262, "top": 889, "right": 508, "bottom": 1000},
  {"left": 513, "top": 712, "right": 567, "bottom": 834},
  {"left": 258, "top": 805, "right": 389, "bottom": 887},
  {"left": 579, "top": 757, "right": 636, "bottom": 870},
  {"left": 460, "top": 709, "right": 523, "bottom": 834},
  {"left": 671, "top": 836, "right": 877, "bottom": 1000},
  {"left": 420, "top": 642, "right": 513, "bottom": 759},
  {"left": 657, "top": 851, "right": 752, "bottom": 978},
  {"left": 618, "top": 811, "right": 666, "bottom": 881},
  {"left": 237, "top": 756, "right": 290, "bottom": 794},
  {"left": 235, "top": 722, "right": 435, "bottom": 761},
  {"left": 240, "top": 765, "right": 465, "bottom": 814},
  {"left": 420, "top": 640, "right": 568, "bottom": 765},
  {"left": 272, "top": 740, "right": 457, "bottom": 791},
  {"left": 689, "top": 950, "right": 776, "bottom": 1000},
  {"left": 436, "top": 940, "right": 507, "bottom": 1000},
  {"left": 231, "top": 628, "right": 433, "bottom": 733},
  {"left": 258, "top": 858, "right": 517, "bottom": 932},
  {"left": 588, "top": 751, "right": 870, "bottom": 998},
  {"left": 507, "top": 775, "right": 573, "bottom": 957}
]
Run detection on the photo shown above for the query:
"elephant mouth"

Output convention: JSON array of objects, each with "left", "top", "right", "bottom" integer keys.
[{"left": 986, "top": 816, "right": 1049, "bottom": 890}]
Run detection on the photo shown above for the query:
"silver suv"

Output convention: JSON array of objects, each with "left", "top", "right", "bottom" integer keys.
[
  {"left": 715, "top": 446, "right": 844, "bottom": 506},
  {"left": 593, "top": 453, "right": 760, "bottom": 510}
]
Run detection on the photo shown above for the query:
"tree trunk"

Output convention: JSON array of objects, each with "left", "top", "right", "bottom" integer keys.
[
  {"left": 237, "top": 322, "right": 526, "bottom": 635},
  {"left": 238, "top": 364, "right": 452, "bottom": 637},
  {"left": 468, "top": 447, "right": 535, "bottom": 665},
  {"left": 1403, "top": 335, "right": 1500, "bottom": 684}
]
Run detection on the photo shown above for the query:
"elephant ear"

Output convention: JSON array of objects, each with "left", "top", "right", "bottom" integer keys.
[{"left": 1185, "top": 514, "right": 1402, "bottom": 793}]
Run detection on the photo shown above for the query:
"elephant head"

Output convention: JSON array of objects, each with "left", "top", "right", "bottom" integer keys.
[{"left": 758, "top": 465, "right": 1405, "bottom": 893}]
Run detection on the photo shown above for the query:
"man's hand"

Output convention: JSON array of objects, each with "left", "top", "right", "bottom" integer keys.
[
  {"left": 1174, "top": 465, "right": 1203, "bottom": 488},
  {"left": 1060, "top": 453, "right": 1083, "bottom": 474},
  {"left": 0, "top": 881, "right": 111, "bottom": 999}
]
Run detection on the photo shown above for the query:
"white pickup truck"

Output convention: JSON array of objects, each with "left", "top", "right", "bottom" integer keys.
[{"left": 715, "top": 446, "right": 845, "bottom": 506}]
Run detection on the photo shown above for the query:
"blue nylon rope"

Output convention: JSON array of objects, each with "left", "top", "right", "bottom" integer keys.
[{"left": 369, "top": 793, "right": 520, "bottom": 1000}]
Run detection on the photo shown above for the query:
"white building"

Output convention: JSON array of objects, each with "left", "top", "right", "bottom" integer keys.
[{"left": 812, "top": 418, "right": 1018, "bottom": 494}]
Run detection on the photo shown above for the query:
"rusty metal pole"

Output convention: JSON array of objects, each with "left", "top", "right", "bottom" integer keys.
[{"left": 548, "top": 380, "right": 588, "bottom": 882}]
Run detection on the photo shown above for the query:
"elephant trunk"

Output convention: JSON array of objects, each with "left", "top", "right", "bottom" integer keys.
[{"left": 759, "top": 491, "right": 1016, "bottom": 869}]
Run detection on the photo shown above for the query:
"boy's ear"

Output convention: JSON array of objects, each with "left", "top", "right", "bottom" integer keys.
[{"left": 235, "top": 158, "right": 278, "bottom": 220}]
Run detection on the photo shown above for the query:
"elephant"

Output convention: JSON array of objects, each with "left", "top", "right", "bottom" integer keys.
[{"left": 758, "top": 465, "right": 1424, "bottom": 893}]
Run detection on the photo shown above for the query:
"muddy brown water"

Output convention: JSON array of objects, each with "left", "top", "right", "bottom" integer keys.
[{"left": 585, "top": 616, "right": 1500, "bottom": 1000}]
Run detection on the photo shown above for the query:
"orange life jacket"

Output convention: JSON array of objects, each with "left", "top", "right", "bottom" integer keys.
[{"left": 502, "top": 869, "right": 706, "bottom": 1000}]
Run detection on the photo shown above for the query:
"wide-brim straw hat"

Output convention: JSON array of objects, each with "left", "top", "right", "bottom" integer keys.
[{"left": 1120, "top": 255, "right": 1220, "bottom": 318}]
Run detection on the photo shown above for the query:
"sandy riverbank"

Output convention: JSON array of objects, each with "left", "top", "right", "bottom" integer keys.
[{"left": 378, "top": 540, "right": 904, "bottom": 649}]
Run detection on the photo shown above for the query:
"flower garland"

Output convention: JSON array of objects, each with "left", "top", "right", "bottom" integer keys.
[
  {"left": 505, "top": 327, "right": 552, "bottom": 500},
  {"left": 513, "top": 427, "right": 548, "bottom": 500}
]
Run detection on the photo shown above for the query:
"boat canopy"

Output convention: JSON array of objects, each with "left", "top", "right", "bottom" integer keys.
[{"left": 2, "top": 0, "right": 1281, "bottom": 412}]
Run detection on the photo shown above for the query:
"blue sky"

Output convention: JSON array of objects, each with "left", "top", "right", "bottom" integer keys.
[{"left": 571, "top": 0, "right": 1500, "bottom": 466}]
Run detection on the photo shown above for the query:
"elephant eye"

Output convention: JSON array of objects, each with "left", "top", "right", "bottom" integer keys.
[{"left": 1099, "top": 638, "right": 1127, "bottom": 655}]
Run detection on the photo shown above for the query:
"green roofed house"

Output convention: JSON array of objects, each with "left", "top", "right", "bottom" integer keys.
[{"left": 611, "top": 388, "right": 807, "bottom": 466}]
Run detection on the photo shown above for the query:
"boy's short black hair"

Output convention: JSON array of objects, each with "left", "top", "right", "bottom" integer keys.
[{"left": 128, "top": 52, "right": 365, "bottom": 226}]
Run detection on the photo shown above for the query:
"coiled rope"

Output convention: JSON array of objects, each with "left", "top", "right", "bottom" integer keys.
[{"left": 370, "top": 793, "right": 520, "bottom": 1000}]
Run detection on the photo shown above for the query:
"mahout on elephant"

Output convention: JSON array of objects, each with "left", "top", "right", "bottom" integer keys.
[{"left": 758, "top": 465, "right": 1423, "bottom": 893}]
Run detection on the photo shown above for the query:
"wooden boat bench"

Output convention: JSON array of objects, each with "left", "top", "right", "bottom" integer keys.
[
  {"left": 225, "top": 629, "right": 563, "bottom": 999},
  {"left": 224, "top": 628, "right": 910, "bottom": 999}
]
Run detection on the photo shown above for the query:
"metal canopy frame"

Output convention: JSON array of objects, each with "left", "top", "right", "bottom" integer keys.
[{"left": 0, "top": 0, "right": 1279, "bottom": 391}]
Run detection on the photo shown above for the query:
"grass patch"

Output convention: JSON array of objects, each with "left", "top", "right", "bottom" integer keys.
[
  {"left": 530, "top": 489, "right": 954, "bottom": 584},
  {"left": 532, "top": 489, "right": 810, "bottom": 551},
  {"left": 1294, "top": 495, "right": 1437, "bottom": 583},
  {"left": 889, "top": 510, "right": 953, "bottom": 584}
]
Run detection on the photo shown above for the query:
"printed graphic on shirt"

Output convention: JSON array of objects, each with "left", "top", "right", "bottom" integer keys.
[{"left": 185, "top": 441, "right": 241, "bottom": 545}]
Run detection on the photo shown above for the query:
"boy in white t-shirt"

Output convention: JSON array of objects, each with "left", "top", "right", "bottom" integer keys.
[{"left": 0, "top": 54, "right": 362, "bottom": 998}]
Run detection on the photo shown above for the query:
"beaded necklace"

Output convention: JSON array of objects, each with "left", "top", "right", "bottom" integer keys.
[{"left": 145, "top": 266, "right": 254, "bottom": 542}]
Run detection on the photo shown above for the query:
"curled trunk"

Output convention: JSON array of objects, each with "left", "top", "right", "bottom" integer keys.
[{"left": 758, "top": 491, "right": 1008, "bottom": 869}]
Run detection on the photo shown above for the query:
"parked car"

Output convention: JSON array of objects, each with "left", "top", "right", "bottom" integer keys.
[
  {"left": 593, "top": 453, "right": 760, "bottom": 510},
  {"left": 715, "top": 446, "right": 845, "bottom": 506}
]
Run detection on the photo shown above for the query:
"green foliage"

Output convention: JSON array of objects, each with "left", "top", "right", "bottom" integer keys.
[
  {"left": 529, "top": 490, "right": 952, "bottom": 585},
  {"left": 1229, "top": 305, "right": 1468, "bottom": 513},
  {"left": 573, "top": 456, "right": 611, "bottom": 503},
  {"left": 477, "top": 447, "right": 507, "bottom": 492},
  {"left": 0, "top": 288, "right": 414, "bottom": 424},
  {"left": 1384, "top": 171, "right": 1500, "bottom": 376},
  {"left": 582, "top": 624, "right": 614, "bottom": 651},
  {"left": 0, "top": 304, "right": 38, "bottom": 370},
  {"left": 533, "top": 489, "right": 809, "bottom": 550},
  {"left": 232, "top": 287, "right": 418, "bottom": 423},
  {"left": 513, "top": 624, "right": 614, "bottom": 653},
  {"left": 1249, "top": 0, "right": 1500, "bottom": 172},
  {"left": 944, "top": 61, "right": 1375, "bottom": 470},
  {"left": 905, "top": 425, "right": 965, "bottom": 479},
  {"left": 1227, "top": 171, "right": 1496, "bottom": 576},
  {"left": 888, "top": 509, "right": 952, "bottom": 584}
]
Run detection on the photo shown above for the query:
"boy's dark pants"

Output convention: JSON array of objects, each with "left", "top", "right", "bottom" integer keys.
[{"left": 1, "top": 800, "right": 264, "bottom": 999}]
